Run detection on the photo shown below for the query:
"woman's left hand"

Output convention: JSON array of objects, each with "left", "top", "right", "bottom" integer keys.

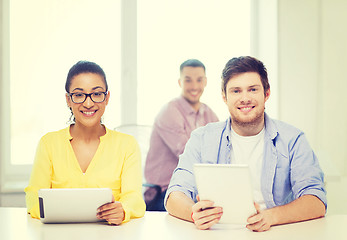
[{"left": 97, "top": 196, "right": 125, "bottom": 225}]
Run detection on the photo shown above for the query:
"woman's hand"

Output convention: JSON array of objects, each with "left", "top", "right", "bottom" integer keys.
[{"left": 97, "top": 196, "right": 125, "bottom": 225}]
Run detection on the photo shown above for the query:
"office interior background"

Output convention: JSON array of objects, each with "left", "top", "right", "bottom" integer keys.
[{"left": 0, "top": 0, "right": 346, "bottom": 214}]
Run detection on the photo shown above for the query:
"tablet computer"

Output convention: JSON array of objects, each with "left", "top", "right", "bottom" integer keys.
[
  {"left": 38, "top": 188, "right": 113, "bottom": 223},
  {"left": 194, "top": 164, "right": 256, "bottom": 225}
]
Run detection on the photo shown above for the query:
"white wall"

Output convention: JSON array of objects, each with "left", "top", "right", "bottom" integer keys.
[
  {"left": 277, "top": 0, "right": 347, "bottom": 178},
  {"left": 318, "top": 0, "right": 347, "bottom": 176},
  {"left": 277, "top": 0, "right": 320, "bottom": 142},
  {"left": 277, "top": 0, "right": 347, "bottom": 214}
]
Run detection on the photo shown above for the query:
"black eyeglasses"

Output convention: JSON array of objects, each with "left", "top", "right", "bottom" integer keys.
[{"left": 69, "top": 91, "right": 107, "bottom": 104}]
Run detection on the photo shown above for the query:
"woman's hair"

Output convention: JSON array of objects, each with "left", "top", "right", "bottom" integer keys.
[
  {"left": 65, "top": 61, "right": 108, "bottom": 93},
  {"left": 221, "top": 56, "right": 270, "bottom": 96}
]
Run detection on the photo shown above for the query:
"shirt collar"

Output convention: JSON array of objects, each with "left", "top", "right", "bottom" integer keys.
[
  {"left": 178, "top": 95, "right": 205, "bottom": 116},
  {"left": 66, "top": 124, "right": 109, "bottom": 141},
  {"left": 223, "top": 112, "right": 278, "bottom": 143},
  {"left": 264, "top": 112, "right": 278, "bottom": 140},
  {"left": 223, "top": 117, "right": 232, "bottom": 144}
]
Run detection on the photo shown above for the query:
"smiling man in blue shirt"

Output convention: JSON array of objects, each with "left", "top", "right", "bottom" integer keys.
[{"left": 165, "top": 56, "right": 327, "bottom": 231}]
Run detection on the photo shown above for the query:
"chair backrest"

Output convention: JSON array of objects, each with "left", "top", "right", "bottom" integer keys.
[{"left": 114, "top": 124, "right": 153, "bottom": 174}]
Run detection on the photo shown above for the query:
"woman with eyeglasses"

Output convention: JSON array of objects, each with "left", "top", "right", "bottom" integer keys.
[{"left": 25, "top": 61, "right": 145, "bottom": 224}]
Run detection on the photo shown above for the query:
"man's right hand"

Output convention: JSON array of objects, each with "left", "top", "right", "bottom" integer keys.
[{"left": 191, "top": 196, "right": 223, "bottom": 230}]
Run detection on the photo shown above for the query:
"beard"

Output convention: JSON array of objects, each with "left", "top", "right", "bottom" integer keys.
[{"left": 231, "top": 109, "right": 265, "bottom": 129}]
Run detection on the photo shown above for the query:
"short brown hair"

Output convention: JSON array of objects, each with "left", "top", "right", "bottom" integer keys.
[{"left": 221, "top": 56, "right": 270, "bottom": 95}]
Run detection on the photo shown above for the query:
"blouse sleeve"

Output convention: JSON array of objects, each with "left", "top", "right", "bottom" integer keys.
[
  {"left": 118, "top": 137, "right": 146, "bottom": 222},
  {"left": 24, "top": 137, "right": 52, "bottom": 219}
]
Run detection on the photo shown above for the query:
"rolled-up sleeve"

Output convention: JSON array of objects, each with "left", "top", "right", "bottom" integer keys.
[{"left": 290, "top": 133, "right": 327, "bottom": 208}]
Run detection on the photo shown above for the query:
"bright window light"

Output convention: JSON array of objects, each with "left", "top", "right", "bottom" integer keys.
[
  {"left": 9, "top": 0, "right": 121, "bottom": 165},
  {"left": 137, "top": 0, "right": 251, "bottom": 125}
]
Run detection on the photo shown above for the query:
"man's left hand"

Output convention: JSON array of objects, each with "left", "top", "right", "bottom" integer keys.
[{"left": 246, "top": 202, "right": 276, "bottom": 232}]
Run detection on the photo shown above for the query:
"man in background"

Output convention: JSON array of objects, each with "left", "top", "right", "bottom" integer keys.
[{"left": 144, "top": 59, "right": 219, "bottom": 211}]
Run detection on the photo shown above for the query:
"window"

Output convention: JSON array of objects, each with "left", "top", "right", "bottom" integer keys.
[
  {"left": 1, "top": 0, "right": 259, "bottom": 191},
  {"left": 2, "top": 0, "right": 121, "bottom": 188},
  {"left": 137, "top": 0, "right": 251, "bottom": 124}
]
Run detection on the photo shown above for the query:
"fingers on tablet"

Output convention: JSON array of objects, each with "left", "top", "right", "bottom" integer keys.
[{"left": 193, "top": 206, "right": 223, "bottom": 230}]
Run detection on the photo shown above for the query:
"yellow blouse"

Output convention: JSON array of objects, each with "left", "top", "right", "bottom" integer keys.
[{"left": 24, "top": 126, "right": 146, "bottom": 223}]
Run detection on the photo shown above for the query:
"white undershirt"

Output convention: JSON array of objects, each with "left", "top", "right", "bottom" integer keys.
[{"left": 230, "top": 126, "right": 266, "bottom": 209}]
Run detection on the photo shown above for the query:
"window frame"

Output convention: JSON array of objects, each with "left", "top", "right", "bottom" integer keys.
[
  {"left": 0, "top": 0, "right": 128, "bottom": 192},
  {"left": 0, "top": 0, "right": 278, "bottom": 193}
]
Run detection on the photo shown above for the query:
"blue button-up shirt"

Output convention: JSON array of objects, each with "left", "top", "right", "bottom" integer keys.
[{"left": 165, "top": 113, "right": 327, "bottom": 209}]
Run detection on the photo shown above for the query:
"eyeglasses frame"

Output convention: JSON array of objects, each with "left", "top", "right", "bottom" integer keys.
[{"left": 68, "top": 91, "right": 108, "bottom": 104}]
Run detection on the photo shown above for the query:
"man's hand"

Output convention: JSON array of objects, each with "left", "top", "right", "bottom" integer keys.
[
  {"left": 191, "top": 196, "right": 223, "bottom": 230},
  {"left": 246, "top": 202, "right": 276, "bottom": 232},
  {"left": 97, "top": 195, "right": 125, "bottom": 225}
]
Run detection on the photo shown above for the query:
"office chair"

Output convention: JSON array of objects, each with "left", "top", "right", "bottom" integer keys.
[{"left": 114, "top": 124, "right": 161, "bottom": 211}]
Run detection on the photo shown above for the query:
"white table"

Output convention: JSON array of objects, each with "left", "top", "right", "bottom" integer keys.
[{"left": 0, "top": 208, "right": 346, "bottom": 240}]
